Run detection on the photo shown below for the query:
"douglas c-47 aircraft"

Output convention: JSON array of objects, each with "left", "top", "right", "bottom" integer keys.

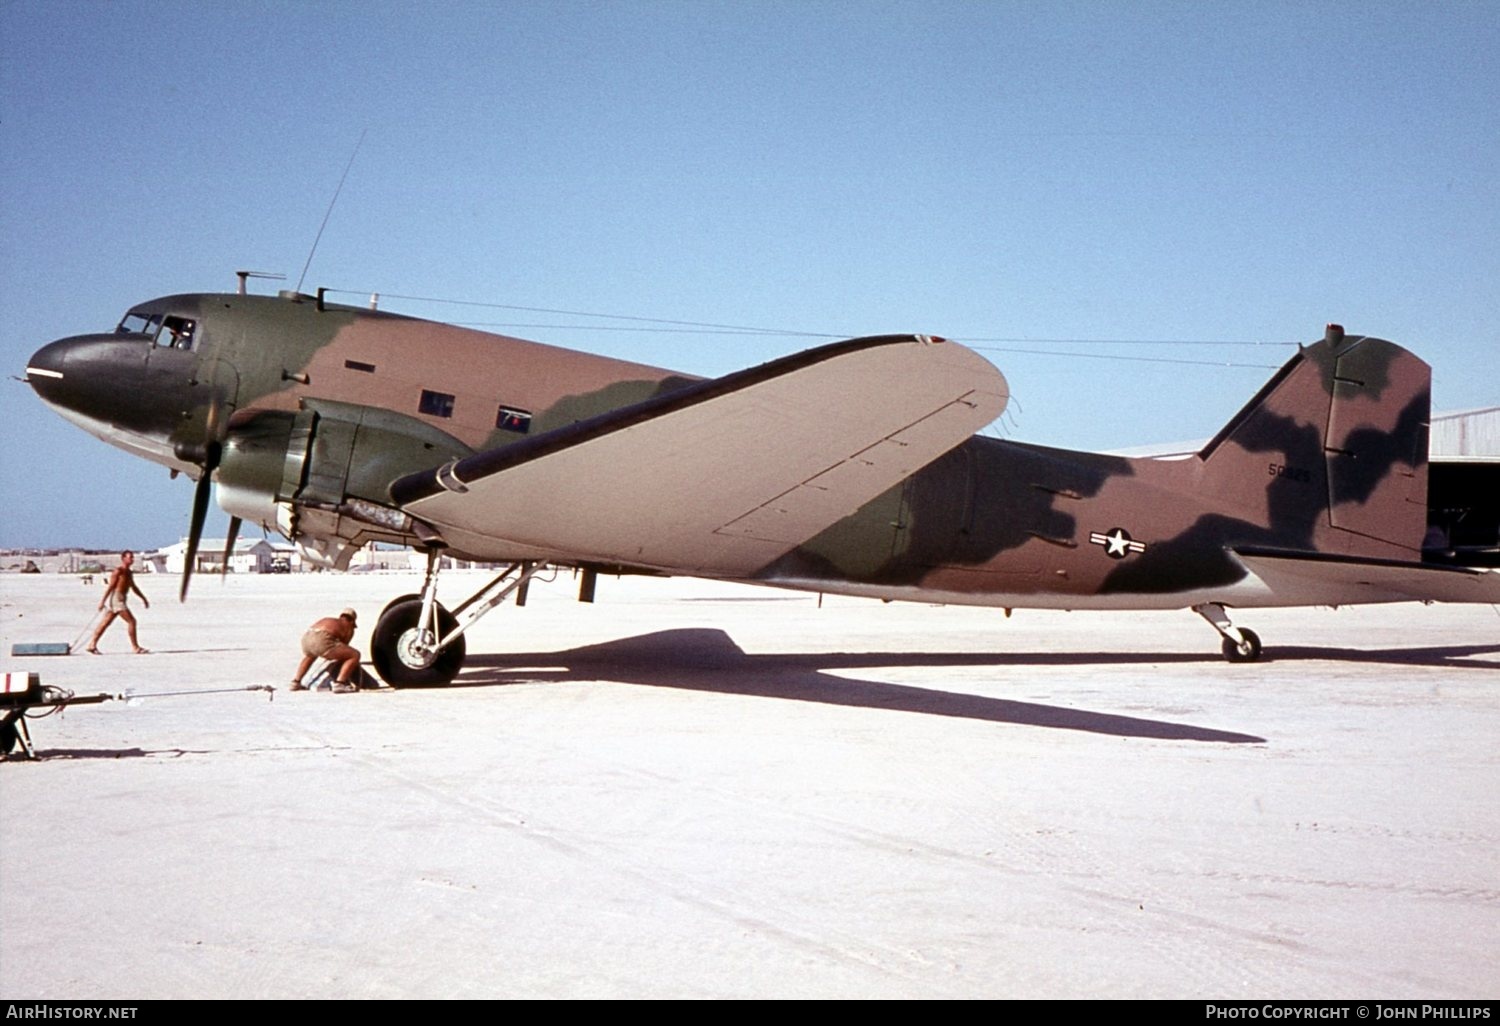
[{"left": 25, "top": 282, "right": 1499, "bottom": 684}]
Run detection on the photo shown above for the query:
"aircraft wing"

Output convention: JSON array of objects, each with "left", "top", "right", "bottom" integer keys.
[
  {"left": 391, "top": 334, "right": 1008, "bottom": 574},
  {"left": 1234, "top": 547, "right": 1500, "bottom": 605}
]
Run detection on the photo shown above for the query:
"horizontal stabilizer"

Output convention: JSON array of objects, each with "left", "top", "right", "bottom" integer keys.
[
  {"left": 1235, "top": 547, "right": 1500, "bottom": 605},
  {"left": 393, "top": 335, "right": 1008, "bottom": 574}
]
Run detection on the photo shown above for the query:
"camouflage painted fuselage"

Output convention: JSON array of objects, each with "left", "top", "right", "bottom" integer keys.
[
  {"left": 28, "top": 293, "right": 1433, "bottom": 610},
  {"left": 763, "top": 330, "right": 1431, "bottom": 609}
]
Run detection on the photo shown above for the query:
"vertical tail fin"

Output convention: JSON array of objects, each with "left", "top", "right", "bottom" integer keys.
[{"left": 1197, "top": 326, "right": 1430, "bottom": 556}]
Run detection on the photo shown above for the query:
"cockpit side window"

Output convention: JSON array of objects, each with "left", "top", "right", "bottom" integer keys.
[
  {"left": 160, "top": 315, "right": 196, "bottom": 350},
  {"left": 116, "top": 312, "right": 196, "bottom": 350}
]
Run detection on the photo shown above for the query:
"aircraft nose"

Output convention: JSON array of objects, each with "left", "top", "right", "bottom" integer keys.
[
  {"left": 24, "top": 338, "right": 73, "bottom": 402},
  {"left": 25, "top": 333, "right": 149, "bottom": 421}
]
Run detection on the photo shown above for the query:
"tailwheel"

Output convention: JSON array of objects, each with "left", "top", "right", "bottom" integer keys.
[
  {"left": 1221, "top": 627, "right": 1262, "bottom": 663},
  {"left": 1193, "top": 602, "right": 1265, "bottom": 664},
  {"left": 371, "top": 597, "right": 466, "bottom": 687}
]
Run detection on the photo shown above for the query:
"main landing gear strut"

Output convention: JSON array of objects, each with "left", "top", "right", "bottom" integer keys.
[
  {"left": 370, "top": 552, "right": 546, "bottom": 687},
  {"left": 1193, "top": 602, "right": 1263, "bottom": 663}
]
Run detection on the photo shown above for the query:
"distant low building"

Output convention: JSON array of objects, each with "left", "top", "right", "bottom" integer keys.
[
  {"left": 159, "top": 538, "right": 281, "bottom": 575},
  {"left": 0, "top": 550, "right": 128, "bottom": 575}
]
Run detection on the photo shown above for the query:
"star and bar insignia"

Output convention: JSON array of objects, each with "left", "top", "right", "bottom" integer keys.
[{"left": 1088, "top": 527, "right": 1147, "bottom": 559}]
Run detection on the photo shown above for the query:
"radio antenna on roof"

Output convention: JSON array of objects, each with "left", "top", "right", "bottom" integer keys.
[
  {"left": 234, "top": 270, "right": 286, "bottom": 296},
  {"left": 295, "top": 127, "right": 368, "bottom": 295}
]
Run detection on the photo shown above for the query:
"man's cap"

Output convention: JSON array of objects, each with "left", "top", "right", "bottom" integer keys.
[{"left": 341, "top": 608, "right": 358, "bottom": 623}]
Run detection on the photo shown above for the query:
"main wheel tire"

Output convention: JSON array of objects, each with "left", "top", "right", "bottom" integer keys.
[
  {"left": 371, "top": 598, "right": 466, "bottom": 687},
  {"left": 1, "top": 718, "right": 17, "bottom": 756},
  {"left": 378, "top": 593, "right": 421, "bottom": 621},
  {"left": 1221, "top": 627, "right": 1262, "bottom": 663}
]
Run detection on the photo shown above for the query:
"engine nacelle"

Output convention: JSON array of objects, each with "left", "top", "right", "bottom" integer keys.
[{"left": 216, "top": 399, "right": 473, "bottom": 562}]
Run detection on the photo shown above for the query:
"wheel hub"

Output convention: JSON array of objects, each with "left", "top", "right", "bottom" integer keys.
[{"left": 395, "top": 627, "right": 438, "bottom": 669}]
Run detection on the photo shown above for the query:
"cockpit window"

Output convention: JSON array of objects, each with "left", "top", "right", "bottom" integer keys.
[
  {"left": 160, "top": 316, "right": 196, "bottom": 350},
  {"left": 116, "top": 312, "right": 196, "bottom": 350},
  {"left": 118, "top": 312, "right": 162, "bottom": 337}
]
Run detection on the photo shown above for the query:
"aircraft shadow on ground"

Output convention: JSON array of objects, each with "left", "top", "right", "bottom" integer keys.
[
  {"left": 458, "top": 628, "right": 1268, "bottom": 743},
  {"left": 1261, "top": 643, "right": 1499, "bottom": 667}
]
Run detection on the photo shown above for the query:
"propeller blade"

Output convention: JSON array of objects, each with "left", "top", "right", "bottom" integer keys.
[
  {"left": 205, "top": 391, "right": 227, "bottom": 445},
  {"left": 220, "top": 516, "right": 241, "bottom": 583},
  {"left": 180, "top": 469, "right": 213, "bottom": 602},
  {"left": 179, "top": 438, "right": 222, "bottom": 603},
  {"left": 180, "top": 386, "right": 231, "bottom": 602}
]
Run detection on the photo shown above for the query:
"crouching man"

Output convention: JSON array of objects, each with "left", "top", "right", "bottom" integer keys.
[{"left": 291, "top": 608, "right": 361, "bottom": 693}]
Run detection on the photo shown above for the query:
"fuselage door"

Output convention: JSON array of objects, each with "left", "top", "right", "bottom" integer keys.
[{"left": 892, "top": 445, "right": 973, "bottom": 569}]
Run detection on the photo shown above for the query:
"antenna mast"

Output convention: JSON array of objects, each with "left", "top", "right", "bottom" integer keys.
[{"left": 295, "top": 128, "right": 368, "bottom": 294}]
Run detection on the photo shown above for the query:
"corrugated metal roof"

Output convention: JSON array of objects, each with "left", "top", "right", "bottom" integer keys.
[
  {"left": 1111, "top": 407, "right": 1500, "bottom": 460},
  {"left": 1430, "top": 407, "right": 1500, "bottom": 460}
]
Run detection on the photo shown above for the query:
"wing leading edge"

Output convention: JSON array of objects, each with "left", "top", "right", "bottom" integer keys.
[{"left": 392, "top": 335, "right": 1008, "bottom": 574}]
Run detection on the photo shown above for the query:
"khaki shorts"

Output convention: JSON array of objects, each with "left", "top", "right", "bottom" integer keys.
[
  {"left": 301, "top": 628, "right": 339, "bottom": 658},
  {"left": 106, "top": 593, "right": 130, "bottom": 613}
]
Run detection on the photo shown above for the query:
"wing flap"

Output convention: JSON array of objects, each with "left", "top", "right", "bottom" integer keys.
[{"left": 393, "top": 335, "right": 1007, "bottom": 573}]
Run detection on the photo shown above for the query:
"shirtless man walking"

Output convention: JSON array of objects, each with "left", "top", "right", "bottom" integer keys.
[
  {"left": 87, "top": 550, "right": 149, "bottom": 654},
  {"left": 291, "top": 608, "right": 362, "bottom": 693}
]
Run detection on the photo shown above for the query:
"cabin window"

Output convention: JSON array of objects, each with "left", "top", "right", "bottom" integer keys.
[
  {"left": 496, "top": 406, "right": 532, "bottom": 434},
  {"left": 419, "top": 389, "right": 455, "bottom": 418}
]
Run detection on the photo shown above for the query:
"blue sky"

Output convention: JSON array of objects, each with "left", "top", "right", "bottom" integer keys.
[{"left": 2, "top": 0, "right": 1496, "bottom": 550}]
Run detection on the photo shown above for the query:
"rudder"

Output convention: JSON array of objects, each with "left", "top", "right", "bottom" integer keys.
[{"left": 1197, "top": 325, "right": 1429, "bottom": 557}]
